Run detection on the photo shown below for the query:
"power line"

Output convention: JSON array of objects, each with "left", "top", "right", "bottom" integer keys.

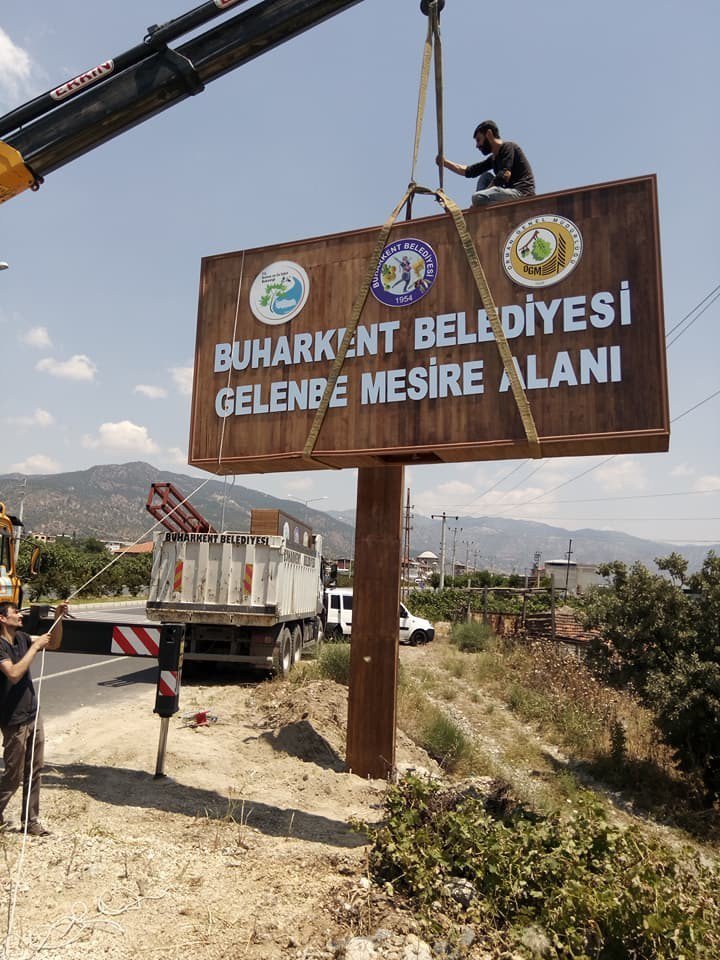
[
  {"left": 461, "top": 459, "right": 531, "bottom": 509},
  {"left": 506, "top": 488, "right": 720, "bottom": 507},
  {"left": 500, "top": 516, "right": 720, "bottom": 523},
  {"left": 665, "top": 283, "right": 720, "bottom": 341},
  {"left": 489, "top": 460, "right": 547, "bottom": 503},
  {"left": 421, "top": 487, "right": 720, "bottom": 513},
  {"left": 660, "top": 539, "right": 720, "bottom": 543},
  {"left": 671, "top": 386, "right": 720, "bottom": 424},
  {"left": 667, "top": 290, "right": 720, "bottom": 348},
  {"left": 434, "top": 485, "right": 720, "bottom": 515},
  {"left": 510, "top": 456, "right": 616, "bottom": 508},
  {"left": 489, "top": 385, "right": 720, "bottom": 512},
  {"left": 425, "top": 379, "right": 720, "bottom": 517}
]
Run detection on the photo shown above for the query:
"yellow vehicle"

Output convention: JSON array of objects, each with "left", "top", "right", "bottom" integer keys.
[{"left": 0, "top": 503, "right": 41, "bottom": 607}]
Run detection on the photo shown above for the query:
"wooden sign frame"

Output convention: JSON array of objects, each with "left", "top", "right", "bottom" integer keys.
[{"left": 189, "top": 176, "right": 668, "bottom": 474}]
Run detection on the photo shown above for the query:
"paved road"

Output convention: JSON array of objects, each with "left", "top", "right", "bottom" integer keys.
[
  {"left": 33, "top": 603, "right": 157, "bottom": 722},
  {"left": 29, "top": 603, "right": 262, "bottom": 723}
]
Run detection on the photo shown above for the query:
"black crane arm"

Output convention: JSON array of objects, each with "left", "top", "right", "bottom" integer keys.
[{"left": 0, "top": 0, "right": 364, "bottom": 204}]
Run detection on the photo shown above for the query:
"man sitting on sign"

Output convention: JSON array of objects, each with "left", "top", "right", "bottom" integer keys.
[{"left": 439, "top": 120, "right": 535, "bottom": 206}]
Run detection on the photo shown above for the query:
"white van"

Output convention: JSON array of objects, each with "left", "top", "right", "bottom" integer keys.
[{"left": 323, "top": 587, "right": 434, "bottom": 645}]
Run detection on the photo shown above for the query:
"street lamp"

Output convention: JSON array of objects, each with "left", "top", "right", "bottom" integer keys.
[
  {"left": 286, "top": 494, "right": 328, "bottom": 510},
  {"left": 0, "top": 262, "right": 9, "bottom": 271}
]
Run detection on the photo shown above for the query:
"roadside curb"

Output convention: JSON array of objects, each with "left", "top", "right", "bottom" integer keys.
[{"left": 68, "top": 599, "right": 146, "bottom": 611}]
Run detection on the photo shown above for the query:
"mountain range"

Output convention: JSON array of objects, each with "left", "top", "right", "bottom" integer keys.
[{"left": 0, "top": 462, "right": 715, "bottom": 572}]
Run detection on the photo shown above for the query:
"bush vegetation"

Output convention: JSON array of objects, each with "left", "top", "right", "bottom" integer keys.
[
  {"left": 450, "top": 620, "right": 495, "bottom": 653},
  {"left": 18, "top": 537, "right": 152, "bottom": 600},
  {"left": 407, "top": 585, "right": 560, "bottom": 622},
  {"left": 462, "top": 636, "right": 708, "bottom": 826},
  {"left": 583, "top": 552, "right": 720, "bottom": 804},
  {"left": 396, "top": 679, "right": 476, "bottom": 775},
  {"left": 317, "top": 642, "right": 351, "bottom": 686},
  {"left": 364, "top": 775, "right": 720, "bottom": 958}
]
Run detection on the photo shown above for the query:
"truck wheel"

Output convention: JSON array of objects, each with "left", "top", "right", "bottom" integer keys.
[
  {"left": 409, "top": 629, "right": 427, "bottom": 646},
  {"left": 273, "top": 627, "right": 292, "bottom": 678},
  {"left": 327, "top": 625, "right": 343, "bottom": 643},
  {"left": 291, "top": 625, "right": 302, "bottom": 666}
]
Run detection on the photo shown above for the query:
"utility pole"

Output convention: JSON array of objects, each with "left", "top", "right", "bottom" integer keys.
[
  {"left": 532, "top": 550, "right": 542, "bottom": 588},
  {"left": 402, "top": 488, "right": 413, "bottom": 601},
  {"left": 564, "top": 539, "right": 574, "bottom": 595},
  {"left": 450, "top": 525, "right": 463, "bottom": 581},
  {"left": 431, "top": 512, "right": 459, "bottom": 589}
]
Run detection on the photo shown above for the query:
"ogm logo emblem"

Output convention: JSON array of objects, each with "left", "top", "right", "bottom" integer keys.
[
  {"left": 249, "top": 260, "right": 310, "bottom": 325},
  {"left": 503, "top": 215, "right": 583, "bottom": 288}
]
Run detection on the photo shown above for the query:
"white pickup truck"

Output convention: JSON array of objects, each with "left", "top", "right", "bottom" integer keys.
[
  {"left": 146, "top": 509, "right": 325, "bottom": 675},
  {"left": 323, "top": 587, "right": 434, "bottom": 645}
]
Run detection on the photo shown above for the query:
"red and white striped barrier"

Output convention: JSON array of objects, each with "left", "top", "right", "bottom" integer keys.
[
  {"left": 158, "top": 670, "right": 179, "bottom": 697},
  {"left": 111, "top": 624, "right": 161, "bottom": 657}
]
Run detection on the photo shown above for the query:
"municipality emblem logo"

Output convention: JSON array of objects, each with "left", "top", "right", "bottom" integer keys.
[
  {"left": 249, "top": 260, "right": 310, "bottom": 325},
  {"left": 503, "top": 215, "right": 583, "bottom": 288},
  {"left": 371, "top": 238, "right": 438, "bottom": 308}
]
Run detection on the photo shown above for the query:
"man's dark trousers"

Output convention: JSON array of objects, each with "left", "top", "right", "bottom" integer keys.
[{"left": 0, "top": 719, "right": 45, "bottom": 824}]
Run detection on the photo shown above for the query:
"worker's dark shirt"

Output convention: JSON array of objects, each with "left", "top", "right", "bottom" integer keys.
[
  {"left": 466, "top": 141, "right": 535, "bottom": 196},
  {"left": 0, "top": 632, "right": 38, "bottom": 727}
]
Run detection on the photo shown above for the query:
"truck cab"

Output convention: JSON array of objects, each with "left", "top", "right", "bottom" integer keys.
[{"left": 323, "top": 587, "right": 434, "bottom": 645}]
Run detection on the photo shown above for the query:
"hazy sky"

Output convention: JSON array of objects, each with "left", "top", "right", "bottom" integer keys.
[{"left": 1, "top": 0, "right": 718, "bottom": 550}]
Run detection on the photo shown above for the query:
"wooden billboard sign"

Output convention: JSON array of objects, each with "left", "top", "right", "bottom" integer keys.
[{"left": 189, "top": 176, "right": 668, "bottom": 473}]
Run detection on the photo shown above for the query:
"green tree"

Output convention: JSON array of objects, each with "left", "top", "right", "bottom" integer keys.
[
  {"left": 686, "top": 551, "right": 720, "bottom": 660},
  {"left": 582, "top": 560, "right": 692, "bottom": 691},
  {"left": 18, "top": 540, "right": 90, "bottom": 600},
  {"left": 583, "top": 553, "right": 720, "bottom": 803},
  {"left": 17, "top": 538, "right": 152, "bottom": 601},
  {"left": 646, "top": 655, "right": 720, "bottom": 802},
  {"left": 655, "top": 550, "right": 688, "bottom": 585}
]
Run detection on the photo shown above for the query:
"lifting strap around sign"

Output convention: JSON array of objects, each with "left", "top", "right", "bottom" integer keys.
[
  {"left": 302, "top": 182, "right": 542, "bottom": 463},
  {"left": 436, "top": 188, "right": 541, "bottom": 457},
  {"left": 302, "top": 186, "right": 413, "bottom": 464}
]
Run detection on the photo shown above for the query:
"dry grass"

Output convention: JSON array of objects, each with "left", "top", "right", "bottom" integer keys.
[
  {"left": 397, "top": 682, "right": 477, "bottom": 776},
  {"left": 439, "top": 636, "right": 717, "bottom": 835}
]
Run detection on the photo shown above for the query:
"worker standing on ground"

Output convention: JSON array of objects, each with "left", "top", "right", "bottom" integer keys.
[
  {"left": 0, "top": 601, "right": 67, "bottom": 837},
  {"left": 439, "top": 120, "right": 535, "bottom": 206}
]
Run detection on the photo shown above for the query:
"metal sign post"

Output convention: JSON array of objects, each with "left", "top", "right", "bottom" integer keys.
[{"left": 153, "top": 623, "right": 185, "bottom": 778}]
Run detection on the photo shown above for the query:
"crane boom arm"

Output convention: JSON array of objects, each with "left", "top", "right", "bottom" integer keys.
[{"left": 0, "top": 0, "right": 364, "bottom": 203}]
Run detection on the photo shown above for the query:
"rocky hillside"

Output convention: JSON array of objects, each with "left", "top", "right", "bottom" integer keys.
[{"left": 1, "top": 462, "right": 715, "bottom": 570}]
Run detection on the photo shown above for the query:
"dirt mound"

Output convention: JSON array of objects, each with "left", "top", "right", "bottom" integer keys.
[
  {"left": 254, "top": 678, "right": 349, "bottom": 764},
  {"left": 0, "top": 668, "right": 445, "bottom": 960}
]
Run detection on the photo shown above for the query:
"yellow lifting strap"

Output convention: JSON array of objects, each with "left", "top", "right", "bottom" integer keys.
[
  {"left": 0, "top": 141, "right": 40, "bottom": 204},
  {"left": 436, "top": 188, "right": 541, "bottom": 457},
  {"left": 303, "top": 0, "right": 541, "bottom": 462},
  {"left": 302, "top": 186, "right": 413, "bottom": 464}
]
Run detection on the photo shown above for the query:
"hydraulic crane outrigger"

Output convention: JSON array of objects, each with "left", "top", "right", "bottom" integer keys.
[{"left": 0, "top": 0, "right": 366, "bottom": 204}]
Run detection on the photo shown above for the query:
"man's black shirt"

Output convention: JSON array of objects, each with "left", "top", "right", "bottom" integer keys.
[
  {"left": 0, "top": 632, "right": 38, "bottom": 727},
  {"left": 466, "top": 141, "right": 535, "bottom": 196}
]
